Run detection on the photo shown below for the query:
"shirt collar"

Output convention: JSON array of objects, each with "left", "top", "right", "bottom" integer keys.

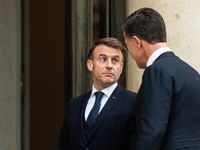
[
  {"left": 91, "top": 82, "right": 118, "bottom": 98},
  {"left": 146, "top": 46, "right": 172, "bottom": 67}
]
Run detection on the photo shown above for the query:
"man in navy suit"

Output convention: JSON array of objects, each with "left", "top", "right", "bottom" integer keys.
[
  {"left": 123, "top": 7, "right": 200, "bottom": 150},
  {"left": 58, "top": 37, "right": 137, "bottom": 150}
]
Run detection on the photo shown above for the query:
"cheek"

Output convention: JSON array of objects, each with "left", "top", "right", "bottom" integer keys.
[
  {"left": 115, "top": 66, "right": 123, "bottom": 75},
  {"left": 94, "top": 64, "right": 104, "bottom": 74},
  {"left": 118, "top": 65, "right": 122, "bottom": 73}
]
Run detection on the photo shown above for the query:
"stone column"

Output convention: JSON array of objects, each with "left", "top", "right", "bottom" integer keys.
[
  {"left": 127, "top": 0, "right": 200, "bottom": 92},
  {"left": 71, "top": 0, "right": 93, "bottom": 98},
  {"left": 0, "top": 0, "right": 21, "bottom": 149}
]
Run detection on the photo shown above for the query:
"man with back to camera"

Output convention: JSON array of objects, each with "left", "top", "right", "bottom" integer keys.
[
  {"left": 58, "top": 37, "right": 137, "bottom": 150},
  {"left": 123, "top": 7, "right": 200, "bottom": 150}
]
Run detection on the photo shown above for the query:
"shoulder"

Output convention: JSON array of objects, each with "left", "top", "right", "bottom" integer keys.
[
  {"left": 118, "top": 88, "right": 137, "bottom": 108},
  {"left": 68, "top": 91, "right": 91, "bottom": 105},
  {"left": 123, "top": 88, "right": 137, "bottom": 96},
  {"left": 65, "top": 91, "right": 91, "bottom": 114},
  {"left": 117, "top": 85, "right": 137, "bottom": 99}
]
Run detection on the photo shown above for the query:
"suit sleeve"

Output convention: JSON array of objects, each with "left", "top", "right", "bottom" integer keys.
[
  {"left": 57, "top": 104, "right": 70, "bottom": 150},
  {"left": 129, "top": 94, "right": 137, "bottom": 150},
  {"left": 135, "top": 66, "right": 173, "bottom": 150}
]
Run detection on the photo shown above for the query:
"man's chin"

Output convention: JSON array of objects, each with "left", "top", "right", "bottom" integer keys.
[{"left": 102, "top": 79, "right": 115, "bottom": 85}]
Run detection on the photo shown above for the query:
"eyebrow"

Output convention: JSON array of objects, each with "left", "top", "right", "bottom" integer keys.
[{"left": 98, "top": 54, "right": 120, "bottom": 59}]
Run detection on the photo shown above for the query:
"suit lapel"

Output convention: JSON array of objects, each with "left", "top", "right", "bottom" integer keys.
[
  {"left": 77, "top": 91, "right": 91, "bottom": 144},
  {"left": 87, "top": 85, "right": 124, "bottom": 141}
]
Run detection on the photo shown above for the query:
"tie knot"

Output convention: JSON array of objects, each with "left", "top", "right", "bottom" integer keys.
[{"left": 95, "top": 92, "right": 104, "bottom": 100}]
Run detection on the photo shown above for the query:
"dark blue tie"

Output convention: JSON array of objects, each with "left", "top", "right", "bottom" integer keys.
[{"left": 87, "top": 92, "right": 104, "bottom": 128}]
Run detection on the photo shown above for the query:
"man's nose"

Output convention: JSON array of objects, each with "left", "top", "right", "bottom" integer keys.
[{"left": 106, "top": 59, "right": 113, "bottom": 68}]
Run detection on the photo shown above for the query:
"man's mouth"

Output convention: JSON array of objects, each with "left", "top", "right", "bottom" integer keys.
[{"left": 102, "top": 72, "right": 114, "bottom": 76}]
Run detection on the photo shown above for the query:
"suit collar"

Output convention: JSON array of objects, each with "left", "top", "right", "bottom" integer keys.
[
  {"left": 154, "top": 51, "right": 176, "bottom": 63},
  {"left": 91, "top": 82, "right": 118, "bottom": 98},
  {"left": 147, "top": 47, "right": 172, "bottom": 67}
]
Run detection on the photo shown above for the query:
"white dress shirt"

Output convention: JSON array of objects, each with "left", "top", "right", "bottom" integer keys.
[
  {"left": 146, "top": 46, "right": 172, "bottom": 67},
  {"left": 84, "top": 82, "right": 118, "bottom": 121}
]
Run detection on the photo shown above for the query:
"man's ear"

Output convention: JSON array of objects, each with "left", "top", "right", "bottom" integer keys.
[
  {"left": 87, "top": 59, "right": 93, "bottom": 71},
  {"left": 120, "top": 63, "right": 124, "bottom": 74},
  {"left": 133, "top": 36, "right": 142, "bottom": 48}
]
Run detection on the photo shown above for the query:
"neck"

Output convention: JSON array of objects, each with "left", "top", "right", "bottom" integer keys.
[{"left": 143, "top": 41, "right": 168, "bottom": 59}]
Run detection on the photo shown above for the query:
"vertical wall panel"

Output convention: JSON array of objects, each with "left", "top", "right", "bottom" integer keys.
[
  {"left": 29, "top": 0, "right": 65, "bottom": 149},
  {"left": 0, "top": 0, "right": 21, "bottom": 149}
]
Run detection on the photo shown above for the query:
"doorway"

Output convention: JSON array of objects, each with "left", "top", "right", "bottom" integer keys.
[{"left": 22, "top": 0, "right": 127, "bottom": 149}]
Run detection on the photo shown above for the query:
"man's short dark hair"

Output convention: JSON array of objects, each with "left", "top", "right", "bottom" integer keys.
[{"left": 122, "top": 7, "right": 167, "bottom": 44}]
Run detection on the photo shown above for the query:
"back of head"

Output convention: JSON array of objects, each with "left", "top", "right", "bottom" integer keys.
[
  {"left": 123, "top": 7, "right": 167, "bottom": 44},
  {"left": 88, "top": 37, "right": 126, "bottom": 60}
]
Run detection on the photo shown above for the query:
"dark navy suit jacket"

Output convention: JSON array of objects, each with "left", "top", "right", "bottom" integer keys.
[
  {"left": 134, "top": 52, "right": 200, "bottom": 150},
  {"left": 58, "top": 85, "right": 136, "bottom": 150}
]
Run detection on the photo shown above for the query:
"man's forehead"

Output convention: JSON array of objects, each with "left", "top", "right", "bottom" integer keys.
[{"left": 94, "top": 45, "right": 121, "bottom": 52}]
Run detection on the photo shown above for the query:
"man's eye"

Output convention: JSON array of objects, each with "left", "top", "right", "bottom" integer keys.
[
  {"left": 100, "top": 58, "right": 106, "bottom": 61},
  {"left": 112, "top": 59, "right": 119, "bottom": 63}
]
